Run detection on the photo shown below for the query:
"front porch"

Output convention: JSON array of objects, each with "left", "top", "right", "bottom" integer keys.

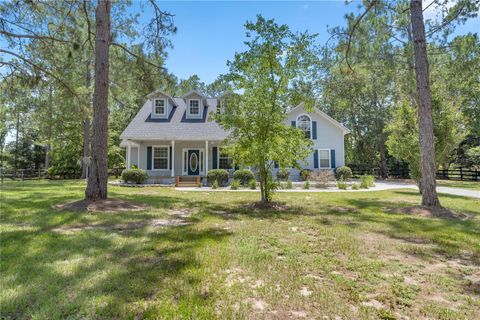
[{"left": 121, "top": 139, "right": 230, "bottom": 184}]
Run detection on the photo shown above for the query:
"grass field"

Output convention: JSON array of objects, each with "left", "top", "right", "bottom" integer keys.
[
  {"left": 436, "top": 179, "right": 480, "bottom": 190},
  {"left": 1, "top": 180, "right": 479, "bottom": 319}
]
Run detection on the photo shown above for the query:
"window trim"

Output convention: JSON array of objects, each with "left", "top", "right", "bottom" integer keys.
[
  {"left": 151, "top": 145, "right": 170, "bottom": 171},
  {"left": 153, "top": 98, "right": 167, "bottom": 117},
  {"left": 296, "top": 113, "right": 312, "bottom": 139},
  {"left": 187, "top": 99, "right": 201, "bottom": 118},
  {"left": 218, "top": 149, "right": 233, "bottom": 170},
  {"left": 318, "top": 148, "right": 331, "bottom": 169}
]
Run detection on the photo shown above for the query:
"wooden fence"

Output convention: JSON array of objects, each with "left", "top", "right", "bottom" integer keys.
[
  {"left": 348, "top": 164, "right": 479, "bottom": 182},
  {"left": 0, "top": 167, "right": 125, "bottom": 182}
]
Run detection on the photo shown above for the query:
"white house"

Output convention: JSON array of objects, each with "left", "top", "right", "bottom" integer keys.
[{"left": 120, "top": 89, "right": 350, "bottom": 184}]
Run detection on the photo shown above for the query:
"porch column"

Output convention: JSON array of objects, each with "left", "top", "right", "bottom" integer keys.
[
  {"left": 137, "top": 144, "right": 140, "bottom": 168},
  {"left": 205, "top": 140, "right": 209, "bottom": 175},
  {"left": 127, "top": 143, "right": 131, "bottom": 169},
  {"left": 171, "top": 140, "right": 175, "bottom": 177}
]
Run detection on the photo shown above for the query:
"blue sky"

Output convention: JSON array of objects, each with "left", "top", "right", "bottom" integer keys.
[{"left": 136, "top": 1, "right": 480, "bottom": 84}]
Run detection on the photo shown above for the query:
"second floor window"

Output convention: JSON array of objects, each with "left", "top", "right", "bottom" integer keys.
[
  {"left": 154, "top": 99, "right": 166, "bottom": 116},
  {"left": 297, "top": 114, "right": 311, "bottom": 139},
  {"left": 189, "top": 99, "right": 200, "bottom": 116}
]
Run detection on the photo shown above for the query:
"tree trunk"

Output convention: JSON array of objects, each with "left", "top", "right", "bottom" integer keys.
[
  {"left": 45, "top": 85, "right": 53, "bottom": 170},
  {"left": 81, "top": 60, "right": 91, "bottom": 179},
  {"left": 410, "top": 0, "right": 440, "bottom": 207},
  {"left": 85, "top": 0, "right": 110, "bottom": 200},
  {"left": 14, "top": 109, "right": 19, "bottom": 177}
]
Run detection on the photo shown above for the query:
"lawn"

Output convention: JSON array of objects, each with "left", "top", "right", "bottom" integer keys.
[
  {"left": 436, "top": 179, "right": 480, "bottom": 190},
  {"left": 1, "top": 180, "right": 479, "bottom": 319}
]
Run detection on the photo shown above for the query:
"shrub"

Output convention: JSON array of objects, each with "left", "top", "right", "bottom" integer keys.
[
  {"left": 335, "top": 166, "right": 352, "bottom": 180},
  {"left": 207, "top": 169, "right": 229, "bottom": 186},
  {"left": 277, "top": 168, "right": 290, "bottom": 181},
  {"left": 233, "top": 169, "right": 254, "bottom": 185},
  {"left": 286, "top": 180, "right": 293, "bottom": 189},
  {"left": 300, "top": 168, "right": 313, "bottom": 181},
  {"left": 230, "top": 179, "right": 241, "bottom": 190},
  {"left": 303, "top": 180, "right": 310, "bottom": 189},
  {"left": 351, "top": 183, "right": 360, "bottom": 190},
  {"left": 311, "top": 170, "right": 334, "bottom": 188},
  {"left": 212, "top": 180, "right": 219, "bottom": 189},
  {"left": 337, "top": 179, "right": 347, "bottom": 190},
  {"left": 248, "top": 179, "right": 257, "bottom": 190},
  {"left": 360, "top": 174, "right": 375, "bottom": 189},
  {"left": 121, "top": 169, "right": 147, "bottom": 184}
]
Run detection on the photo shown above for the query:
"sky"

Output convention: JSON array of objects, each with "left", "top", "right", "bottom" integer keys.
[{"left": 135, "top": 0, "right": 480, "bottom": 84}]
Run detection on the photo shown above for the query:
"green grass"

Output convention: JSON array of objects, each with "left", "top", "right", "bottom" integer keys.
[
  {"left": 436, "top": 179, "right": 480, "bottom": 190},
  {"left": 1, "top": 180, "right": 480, "bottom": 319}
]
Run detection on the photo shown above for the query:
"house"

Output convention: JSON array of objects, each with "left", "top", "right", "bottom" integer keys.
[{"left": 119, "top": 89, "right": 350, "bottom": 184}]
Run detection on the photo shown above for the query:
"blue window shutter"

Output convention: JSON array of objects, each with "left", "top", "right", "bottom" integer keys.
[
  {"left": 314, "top": 150, "right": 319, "bottom": 169},
  {"left": 147, "top": 146, "right": 152, "bottom": 170},
  {"left": 274, "top": 161, "right": 279, "bottom": 168},
  {"left": 169, "top": 146, "right": 172, "bottom": 170},
  {"left": 330, "top": 149, "right": 336, "bottom": 168},
  {"left": 312, "top": 121, "right": 317, "bottom": 140},
  {"left": 212, "top": 147, "right": 218, "bottom": 169},
  {"left": 291, "top": 120, "right": 296, "bottom": 127}
]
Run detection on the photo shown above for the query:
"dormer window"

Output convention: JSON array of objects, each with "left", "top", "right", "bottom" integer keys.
[
  {"left": 153, "top": 99, "right": 167, "bottom": 117},
  {"left": 188, "top": 99, "right": 200, "bottom": 117}
]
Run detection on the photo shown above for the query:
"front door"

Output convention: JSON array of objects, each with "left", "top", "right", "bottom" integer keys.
[{"left": 187, "top": 150, "right": 200, "bottom": 175}]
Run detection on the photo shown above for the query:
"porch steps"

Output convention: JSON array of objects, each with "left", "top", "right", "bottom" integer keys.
[{"left": 176, "top": 176, "right": 201, "bottom": 187}]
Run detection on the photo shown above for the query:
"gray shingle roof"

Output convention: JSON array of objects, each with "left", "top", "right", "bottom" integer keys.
[{"left": 120, "top": 97, "right": 229, "bottom": 141}]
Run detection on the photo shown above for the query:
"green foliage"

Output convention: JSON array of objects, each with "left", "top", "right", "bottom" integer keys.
[
  {"left": 337, "top": 179, "right": 347, "bottom": 190},
  {"left": 207, "top": 169, "right": 229, "bottom": 186},
  {"left": 276, "top": 168, "right": 290, "bottom": 181},
  {"left": 335, "top": 166, "right": 352, "bottom": 180},
  {"left": 215, "top": 16, "right": 318, "bottom": 202},
  {"left": 351, "top": 183, "right": 360, "bottom": 190},
  {"left": 230, "top": 179, "right": 241, "bottom": 190},
  {"left": 360, "top": 175, "right": 375, "bottom": 189},
  {"left": 211, "top": 180, "right": 219, "bottom": 189},
  {"left": 286, "top": 179, "right": 293, "bottom": 189},
  {"left": 248, "top": 179, "right": 257, "bottom": 190},
  {"left": 108, "top": 146, "right": 125, "bottom": 169},
  {"left": 300, "top": 169, "right": 313, "bottom": 181},
  {"left": 121, "top": 169, "right": 147, "bottom": 184},
  {"left": 465, "top": 146, "right": 480, "bottom": 170},
  {"left": 386, "top": 97, "right": 463, "bottom": 184},
  {"left": 233, "top": 169, "right": 255, "bottom": 186},
  {"left": 303, "top": 180, "right": 310, "bottom": 190}
]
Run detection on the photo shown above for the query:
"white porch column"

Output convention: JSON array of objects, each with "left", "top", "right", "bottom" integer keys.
[
  {"left": 171, "top": 140, "right": 175, "bottom": 177},
  {"left": 205, "top": 140, "right": 209, "bottom": 175},
  {"left": 126, "top": 143, "right": 131, "bottom": 169},
  {"left": 137, "top": 144, "right": 140, "bottom": 168}
]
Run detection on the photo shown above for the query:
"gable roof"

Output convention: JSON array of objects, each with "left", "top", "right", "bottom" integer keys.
[
  {"left": 288, "top": 103, "right": 350, "bottom": 135},
  {"left": 146, "top": 89, "right": 178, "bottom": 106},
  {"left": 120, "top": 97, "right": 229, "bottom": 141}
]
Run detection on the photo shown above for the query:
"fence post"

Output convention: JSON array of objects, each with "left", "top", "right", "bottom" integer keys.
[{"left": 21, "top": 169, "right": 24, "bottom": 181}]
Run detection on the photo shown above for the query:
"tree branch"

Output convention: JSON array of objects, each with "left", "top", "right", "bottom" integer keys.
[
  {"left": 0, "top": 49, "right": 77, "bottom": 97},
  {"left": 345, "top": 0, "right": 378, "bottom": 72},
  {"left": 111, "top": 42, "right": 167, "bottom": 71}
]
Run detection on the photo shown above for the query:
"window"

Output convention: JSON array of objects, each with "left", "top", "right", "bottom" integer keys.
[
  {"left": 219, "top": 150, "right": 233, "bottom": 170},
  {"left": 153, "top": 146, "right": 169, "bottom": 170},
  {"left": 297, "top": 114, "right": 311, "bottom": 139},
  {"left": 217, "top": 99, "right": 226, "bottom": 114},
  {"left": 189, "top": 99, "right": 200, "bottom": 116},
  {"left": 154, "top": 99, "right": 166, "bottom": 116},
  {"left": 319, "top": 149, "right": 330, "bottom": 168}
]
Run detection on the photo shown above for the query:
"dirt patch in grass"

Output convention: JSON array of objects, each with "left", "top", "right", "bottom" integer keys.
[
  {"left": 389, "top": 205, "right": 469, "bottom": 220},
  {"left": 55, "top": 198, "right": 149, "bottom": 213},
  {"left": 52, "top": 218, "right": 191, "bottom": 233},
  {"left": 247, "top": 201, "right": 290, "bottom": 211}
]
